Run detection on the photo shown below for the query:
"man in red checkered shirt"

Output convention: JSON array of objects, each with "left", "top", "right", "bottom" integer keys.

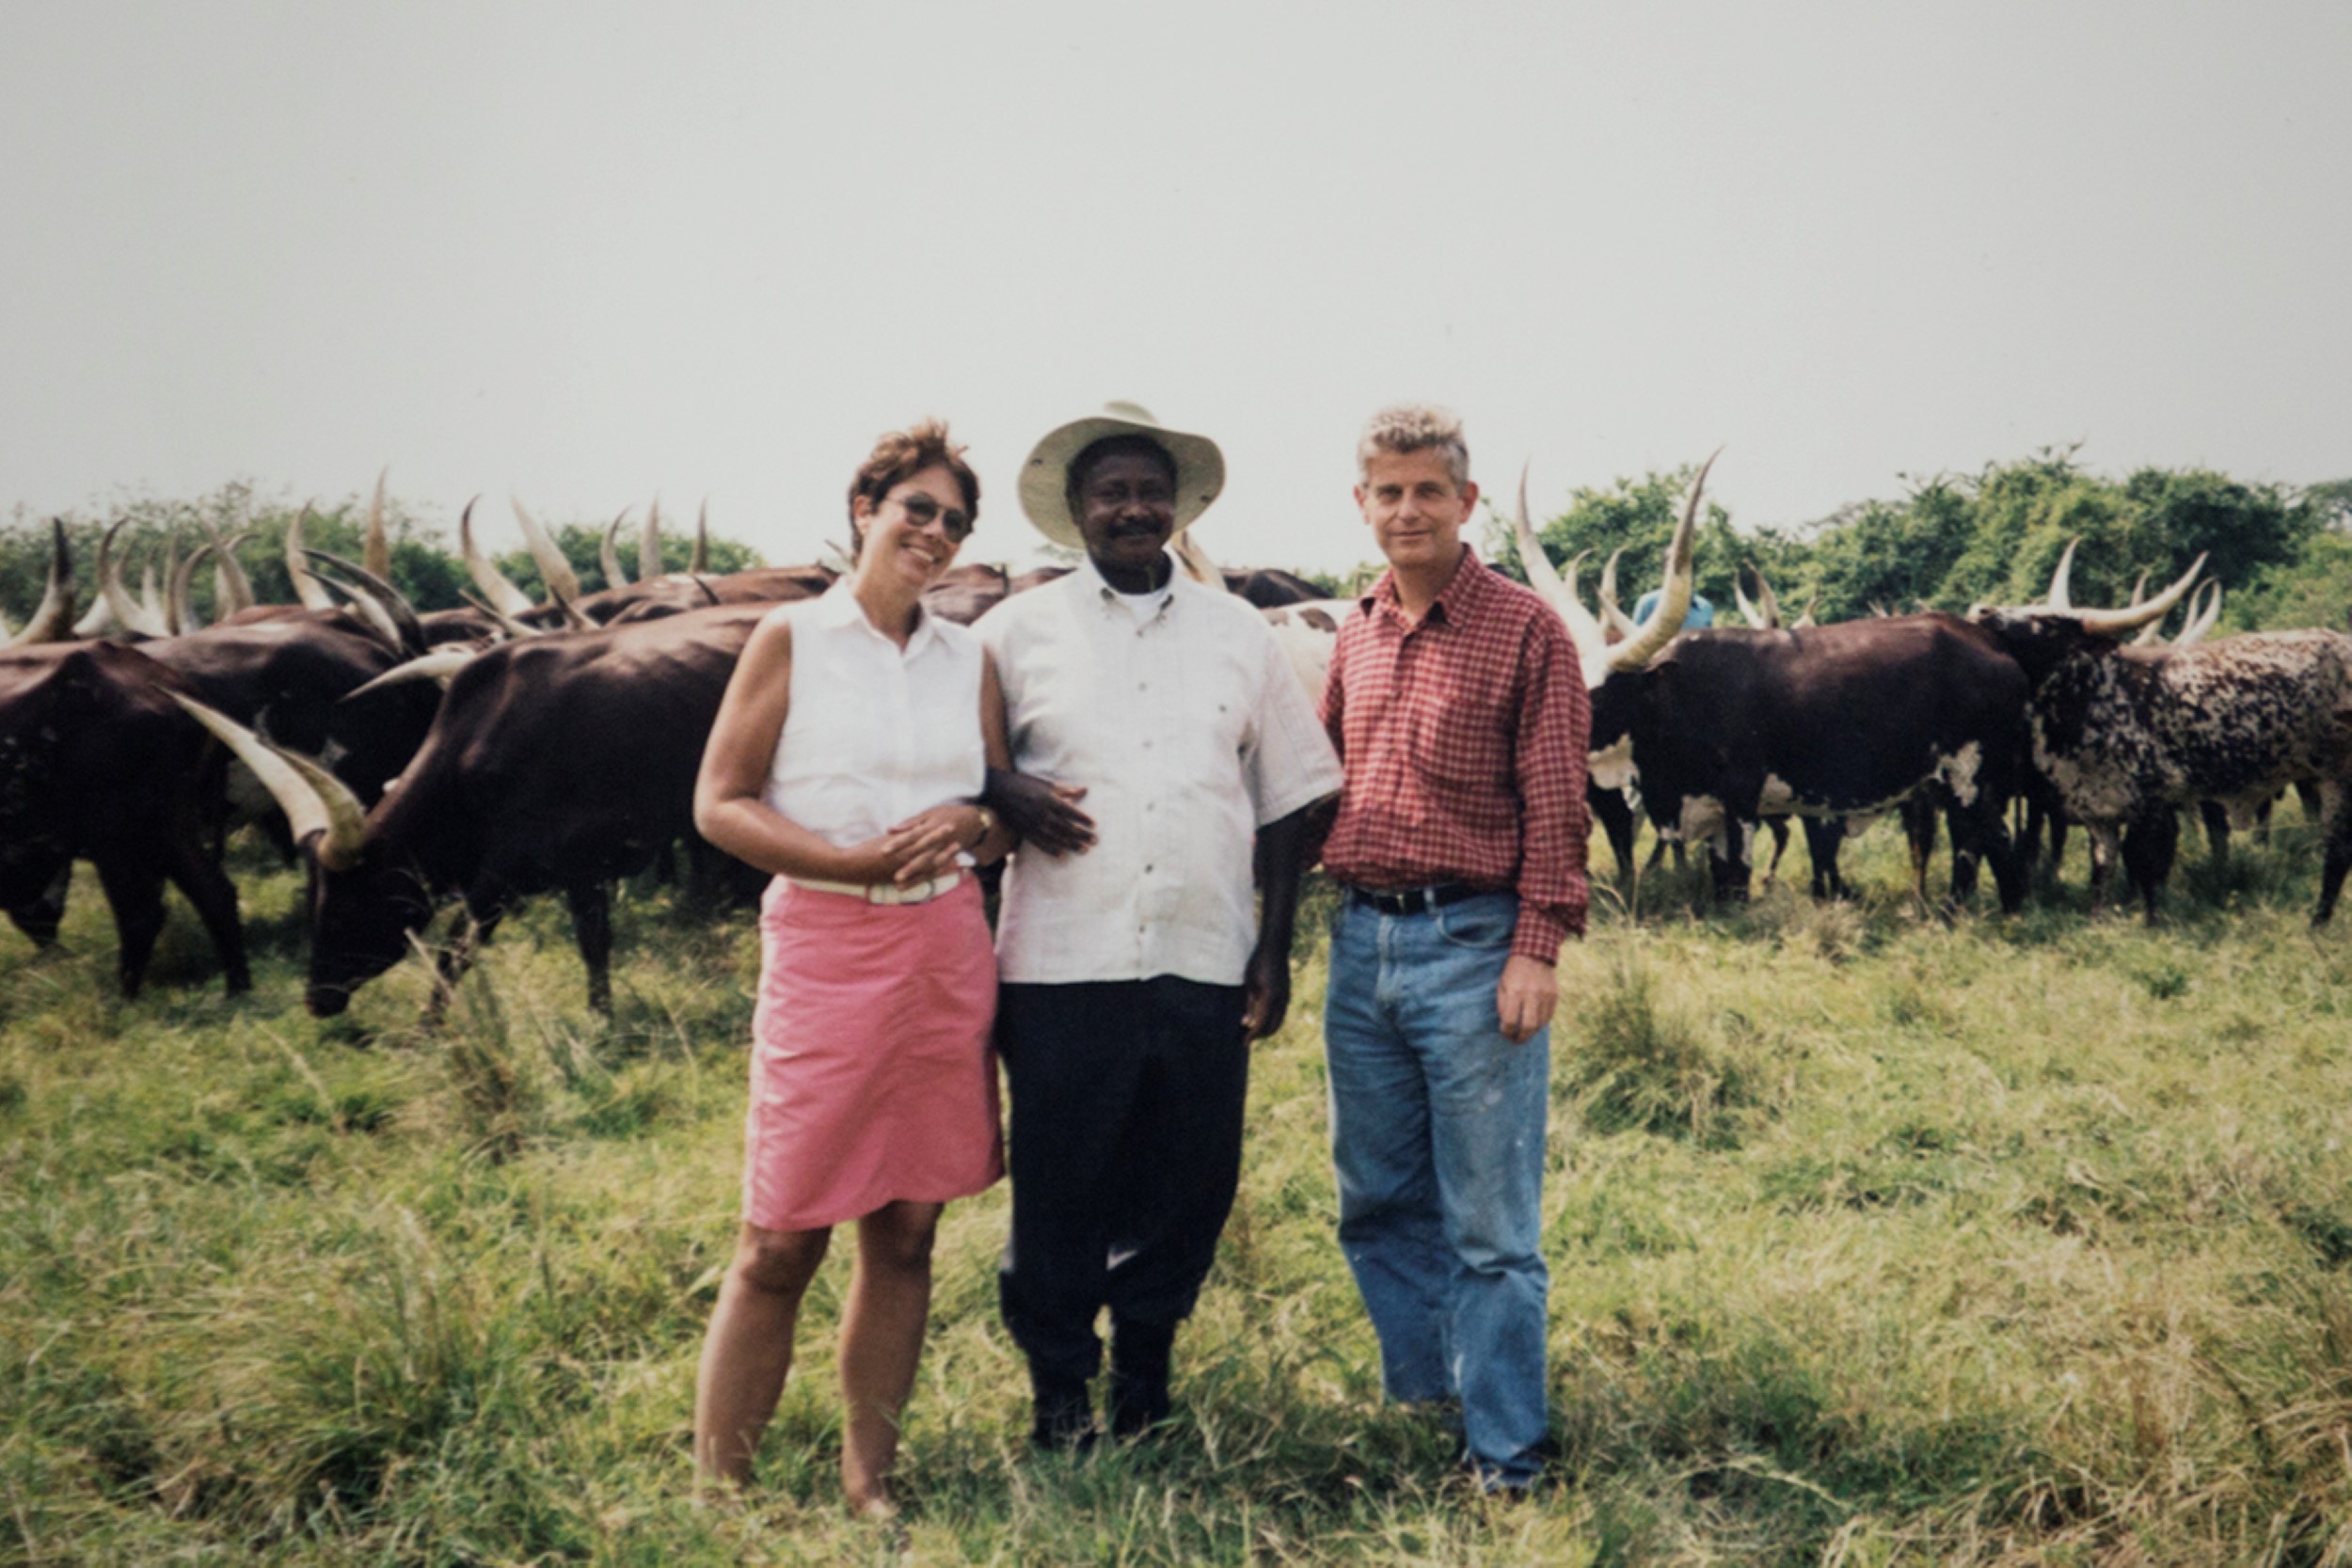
[{"left": 1317, "top": 404, "right": 1590, "bottom": 1495}]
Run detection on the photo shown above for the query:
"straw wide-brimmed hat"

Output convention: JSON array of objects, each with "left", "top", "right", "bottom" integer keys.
[{"left": 1017, "top": 401, "right": 1225, "bottom": 550}]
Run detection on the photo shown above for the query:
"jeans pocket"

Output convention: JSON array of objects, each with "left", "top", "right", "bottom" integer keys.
[{"left": 1434, "top": 895, "right": 1515, "bottom": 952}]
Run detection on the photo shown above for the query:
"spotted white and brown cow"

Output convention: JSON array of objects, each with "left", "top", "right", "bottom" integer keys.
[{"left": 1972, "top": 598, "right": 2352, "bottom": 923}]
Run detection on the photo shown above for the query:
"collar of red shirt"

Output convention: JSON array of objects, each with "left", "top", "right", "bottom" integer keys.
[{"left": 1359, "top": 545, "right": 1494, "bottom": 629}]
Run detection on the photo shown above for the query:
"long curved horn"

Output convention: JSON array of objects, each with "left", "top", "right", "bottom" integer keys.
[
  {"left": 2045, "top": 537, "right": 2080, "bottom": 611},
  {"left": 544, "top": 575, "right": 594, "bottom": 632},
  {"left": 1509, "top": 464, "right": 1569, "bottom": 604},
  {"left": 365, "top": 469, "right": 392, "bottom": 580},
  {"left": 1792, "top": 591, "right": 1820, "bottom": 630},
  {"left": 171, "top": 694, "right": 368, "bottom": 871},
  {"left": 285, "top": 504, "right": 338, "bottom": 610},
  {"left": 72, "top": 525, "right": 115, "bottom": 637},
  {"left": 2076, "top": 554, "right": 2204, "bottom": 637},
  {"left": 459, "top": 499, "right": 535, "bottom": 616},
  {"left": 345, "top": 646, "right": 480, "bottom": 698},
  {"left": 640, "top": 499, "right": 663, "bottom": 580},
  {"left": 1606, "top": 450, "right": 1718, "bottom": 674},
  {"left": 170, "top": 538, "right": 215, "bottom": 634},
  {"left": 100, "top": 520, "right": 169, "bottom": 638},
  {"left": 71, "top": 594, "right": 115, "bottom": 640},
  {"left": 599, "top": 509, "right": 631, "bottom": 589},
  {"left": 2173, "top": 580, "right": 2224, "bottom": 646},
  {"left": 459, "top": 590, "right": 540, "bottom": 641},
  {"left": 1597, "top": 547, "right": 1639, "bottom": 638},
  {"left": 196, "top": 511, "right": 257, "bottom": 613},
  {"left": 691, "top": 499, "right": 709, "bottom": 574},
  {"left": 7, "top": 520, "right": 78, "bottom": 649},
  {"left": 1754, "top": 567, "right": 1784, "bottom": 628},
  {"left": 214, "top": 531, "right": 260, "bottom": 616},
  {"left": 305, "top": 547, "right": 425, "bottom": 654},
  {"left": 1511, "top": 466, "right": 1613, "bottom": 689},
  {"left": 511, "top": 497, "right": 583, "bottom": 605},
  {"left": 1733, "top": 563, "right": 1766, "bottom": 629},
  {"left": 305, "top": 568, "right": 403, "bottom": 648}
]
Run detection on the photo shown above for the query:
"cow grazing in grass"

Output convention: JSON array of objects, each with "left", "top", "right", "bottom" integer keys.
[{"left": 183, "top": 603, "right": 774, "bottom": 1018}]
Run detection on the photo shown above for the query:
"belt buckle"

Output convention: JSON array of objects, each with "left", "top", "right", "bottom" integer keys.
[{"left": 875, "top": 874, "right": 947, "bottom": 906}]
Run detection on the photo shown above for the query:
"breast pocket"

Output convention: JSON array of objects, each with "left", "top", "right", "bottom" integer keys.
[{"left": 1409, "top": 684, "right": 1513, "bottom": 794}]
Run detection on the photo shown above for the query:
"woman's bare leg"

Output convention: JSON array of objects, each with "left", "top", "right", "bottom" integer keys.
[
  {"left": 837, "top": 1200, "right": 944, "bottom": 1516},
  {"left": 694, "top": 1221, "right": 832, "bottom": 1485}
]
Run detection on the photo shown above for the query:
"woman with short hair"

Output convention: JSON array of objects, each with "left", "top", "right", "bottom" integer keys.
[{"left": 690, "top": 420, "right": 1013, "bottom": 1515}]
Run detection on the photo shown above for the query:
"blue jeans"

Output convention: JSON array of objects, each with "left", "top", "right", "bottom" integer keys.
[{"left": 1325, "top": 891, "right": 1550, "bottom": 1487}]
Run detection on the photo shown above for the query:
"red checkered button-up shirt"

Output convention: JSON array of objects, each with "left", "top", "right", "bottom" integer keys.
[{"left": 1318, "top": 548, "right": 1592, "bottom": 960}]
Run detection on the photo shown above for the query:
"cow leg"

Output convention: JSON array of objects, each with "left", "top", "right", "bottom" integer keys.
[
  {"left": 2314, "top": 784, "right": 2352, "bottom": 927},
  {"left": 1899, "top": 797, "right": 1939, "bottom": 902},
  {"left": 160, "top": 824, "right": 250, "bottom": 995},
  {"left": 90, "top": 854, "right": 168, "bottom": 1000},
  {"left": 565, "top": 880, "right": 614, "bottom": 1017},
  {"left": 2296, "top": 780, "right": 2325, "bottom": 832},
  {"left": 1708, "top": 824, "right": 1752, "bottom": 904},
  {"left": 2083, "top": 826, "right": 2122, "bottom": 914},
  {"left": 1589, "top": 785, "right": 1639, "bottom": 882},
  {"left": 1760, "top": 817, "right": 1791, "bottom": 890},
  {"left": 5, "top": 857, "right": 72, "bottom": 948},
  {"left": 2198, "top": 800, "right": 2231, "bottom": 868},
  {"left": 1801, "top": 818, "right": 1848, "bottom": 900},
  {"left": 2122, "top": 810, "right": 2179, "bottom": 923}
]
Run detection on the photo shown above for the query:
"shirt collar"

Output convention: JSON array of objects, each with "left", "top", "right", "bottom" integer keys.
[
  {"left": 817, "top": 578, "right": 942, "bottom": 655},
  {"left": 1075, "top": 551, "right": 1181, "bottom": 613},
  {"left": 1361, "top": 545, "right": 1489, "bottom": 628}
]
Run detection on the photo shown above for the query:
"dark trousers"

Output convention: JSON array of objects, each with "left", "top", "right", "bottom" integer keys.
[{"left": 996, "top": 976, "right": 1249, "bottom": 1385}]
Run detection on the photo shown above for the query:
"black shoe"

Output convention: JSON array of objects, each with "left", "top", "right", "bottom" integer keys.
[
  {"left": 1028, "top": 1370, "right": 1096, "bottom": 1453},
  {"left": 1107, "top": 1319, "right": 1174, "bottom": 1439}
]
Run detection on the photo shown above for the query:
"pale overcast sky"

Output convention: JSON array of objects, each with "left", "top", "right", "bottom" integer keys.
[{"left": 4, "top": 2, "right": 2346, "bottom": 575}]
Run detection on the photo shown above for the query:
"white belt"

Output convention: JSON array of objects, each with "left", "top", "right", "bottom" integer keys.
[{"left": 788, "top": 869, "right": 963, "bottom": 906}]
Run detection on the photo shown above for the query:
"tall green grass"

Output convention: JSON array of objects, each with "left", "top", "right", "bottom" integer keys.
[{"left": 4, "top": 816, "right": 2350, "bottom": 1564}]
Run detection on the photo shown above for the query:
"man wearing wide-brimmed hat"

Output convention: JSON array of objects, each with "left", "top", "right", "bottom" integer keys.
[{"left": 979, "top": 402, "right": 1341, "bottom": 1449}]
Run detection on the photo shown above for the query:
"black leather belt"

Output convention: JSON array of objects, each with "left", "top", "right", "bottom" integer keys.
[{"left": 1345, "top": 881, "right": 1488, "bottom": 916}]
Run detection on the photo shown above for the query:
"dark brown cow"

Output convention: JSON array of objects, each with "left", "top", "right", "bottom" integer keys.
[
  {"left": 0, "top": 641, "right": 248, "bottom": 994},
  {"left": 191, "top": 603, "right": 775, "bottom": 1016}
]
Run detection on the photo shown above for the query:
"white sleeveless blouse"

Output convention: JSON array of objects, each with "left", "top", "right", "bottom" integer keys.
[{"left": 761, "top": 583, "right": 987, "bottom": 849}]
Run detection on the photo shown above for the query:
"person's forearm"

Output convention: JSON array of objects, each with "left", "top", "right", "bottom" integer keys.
[
  {"left": 1253, "top": 807, "right": 1314, "bottom": 957},
  {"left": 694, "top": 796, "right": 871, "bottom": 882}
]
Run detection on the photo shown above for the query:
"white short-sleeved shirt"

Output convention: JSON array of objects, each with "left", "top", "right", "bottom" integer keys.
[
  {"left": 763, "top": 583, "right": 986, "bottom": 849},
  {"left": 978, "top": 556, "right": 1343, "bottom": 986}
]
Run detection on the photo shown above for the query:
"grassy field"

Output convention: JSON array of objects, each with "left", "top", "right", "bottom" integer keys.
[{"left": 5, "top": 818, "right": 2352, "bottom": 1566}]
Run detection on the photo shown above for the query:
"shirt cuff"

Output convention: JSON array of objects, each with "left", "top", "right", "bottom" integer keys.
[{"left": 1511, "top": 903, "right": 1578, "bottom": 963}]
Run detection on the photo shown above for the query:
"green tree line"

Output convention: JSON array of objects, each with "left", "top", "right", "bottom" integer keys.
[
  {"left": 0, "top": 483, "right": 768, "bottom": 626},
  {"left": 1485, "top": 446, "right": 2352, "bottom": 633}
]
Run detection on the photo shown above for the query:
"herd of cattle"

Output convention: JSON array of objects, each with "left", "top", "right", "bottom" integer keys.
[{"left": 5, "top": 468, "right": 2350, "bottom": 1019}]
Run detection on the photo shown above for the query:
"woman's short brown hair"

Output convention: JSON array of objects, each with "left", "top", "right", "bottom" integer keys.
[{"left": 845, "top": 420, "right": 981, "bottom": 556}]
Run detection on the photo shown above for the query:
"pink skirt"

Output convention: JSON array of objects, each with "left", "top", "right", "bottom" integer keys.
[{"left": 742, "top": 875, "right": 1003, "bottom": 1233}]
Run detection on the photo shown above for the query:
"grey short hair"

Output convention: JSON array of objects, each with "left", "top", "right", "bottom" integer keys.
[{"left": 1357, "top": 404, "right": 1470, "bottom": 490}]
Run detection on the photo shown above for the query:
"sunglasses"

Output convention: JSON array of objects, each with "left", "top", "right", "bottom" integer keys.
[{"left": 896, "top": 491, "right": 973, "bottom": 543}]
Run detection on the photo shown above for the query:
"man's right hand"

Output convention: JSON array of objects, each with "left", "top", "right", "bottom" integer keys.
[{"left": 986, "top": 768, "right": 1097, "bottom": 856}]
